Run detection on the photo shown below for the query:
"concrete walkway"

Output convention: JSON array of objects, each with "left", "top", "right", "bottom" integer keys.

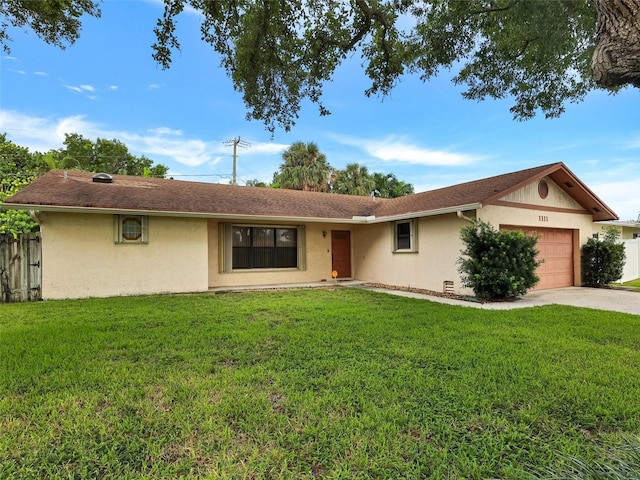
[{"left": 210, "top": 282, "right": 639, "bottom": 316}]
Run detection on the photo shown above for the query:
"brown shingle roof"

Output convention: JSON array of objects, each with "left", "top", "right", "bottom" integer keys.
[
  {"left": 4, "top": 162, "right": 617, "bottom": 222},
  {"left": 5, "top": 170, "right": 381, "bottom": 220}
]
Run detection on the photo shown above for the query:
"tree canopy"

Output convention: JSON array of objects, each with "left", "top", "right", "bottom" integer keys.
[
  {"left": 151, "top": 0, "right": 637, "bottom": 132},
  {"left": 0, "top": 0, "right": 100, "bottom": 52},
  {"left": 3, "top": 1, "right": 639, "bottom": 133},
  {"left": 53, "top": 134, "right": 169, "bottom": 177}
]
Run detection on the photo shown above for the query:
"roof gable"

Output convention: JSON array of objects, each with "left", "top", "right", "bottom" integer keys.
[{"left": 498, "top": 176, "right": 584, "bottom": 211}]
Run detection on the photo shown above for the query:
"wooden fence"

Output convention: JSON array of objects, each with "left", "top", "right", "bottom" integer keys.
[{"left": 0, "top": 233, "right": 42, "bottom": 302}]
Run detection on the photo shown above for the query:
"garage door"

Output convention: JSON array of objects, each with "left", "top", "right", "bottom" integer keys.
[{"left": 502, "top": 227, "right": 574, "bottom": 290}]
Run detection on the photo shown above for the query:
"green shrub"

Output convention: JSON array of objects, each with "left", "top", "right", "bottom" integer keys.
[
  {"left": 582, "top": 227, "right": 625, "bottom": 287},
  {"left": 458, "top": 220, "right": 540, "bottom": 300}
]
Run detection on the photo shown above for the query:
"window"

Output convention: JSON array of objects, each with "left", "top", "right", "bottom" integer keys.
[
  {"left": 393, "top": 219, "right": 417, "bottom": 252},
  {"left": 115, "top": 215, "right": 148, "bottom": 244},
  {"left": 227, "top": 225, "right": 301, "bottom": 270}
]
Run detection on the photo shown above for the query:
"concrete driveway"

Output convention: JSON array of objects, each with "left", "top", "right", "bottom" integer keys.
[
  {"left": 363, "top": 285, "right": 640, "bottom": 315},
  {"left": 520, "top": 287, "right": 640, "bottom": 315}
]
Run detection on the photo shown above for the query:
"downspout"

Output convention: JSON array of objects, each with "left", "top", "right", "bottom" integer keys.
[
  {"left": 457, "top": 210, "right": 475, "bottom": 223},
  {"left": 29, "top": 210, "right": 42, "bottom": 225}
]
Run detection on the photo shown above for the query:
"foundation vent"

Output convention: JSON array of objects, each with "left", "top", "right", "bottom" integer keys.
[{"left": 443, "top": 280, "right": 454, "bottom": 294}]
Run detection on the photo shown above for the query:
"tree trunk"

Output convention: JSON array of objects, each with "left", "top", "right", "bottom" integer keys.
[{"left": 592, "top": 0, "right": 640, "bottom": 87}]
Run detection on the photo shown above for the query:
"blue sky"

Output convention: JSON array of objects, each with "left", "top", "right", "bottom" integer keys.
[{"left": 1, "top": 0, "right": 639, "bottom": 220}]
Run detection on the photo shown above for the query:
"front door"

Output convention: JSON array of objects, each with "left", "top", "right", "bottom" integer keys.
[{"left": 331, "top": 230, "right": 351, "bottom": 278}]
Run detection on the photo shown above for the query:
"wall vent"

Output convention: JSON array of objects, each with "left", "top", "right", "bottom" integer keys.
[{"left": 92, "top": 173, "right": 113, "bottom": 184}]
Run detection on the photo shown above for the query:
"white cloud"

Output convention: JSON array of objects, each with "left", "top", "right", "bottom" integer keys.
[
  {"left": 4, "top": 56, "right": 17, "bottom": 61},
  {"left": 248, "top": 142, "right": 289, "bottom": 155},
  {"left": 0, "top": 110, "right": 286, "bottom": 169},
  {"left": 34, "top": 71, "right": 48, "bottom": 76},
  {"left": 108, "top": 85, "right": 118, "bottom": 91},
  {"left": 147, "top": 127, "right": 183, "bottom": 136},
  {"left": 332, "top": 134, "right": 483, "bottom": 166},
  {"left": 0, "top": 111, "right": 96, "bottom": 152},
  {"left": 149, "top": 83, "right": 161, "bottom": 90},
  {"left": 64, "top": 84, "right": 96, "bottom": 93}
]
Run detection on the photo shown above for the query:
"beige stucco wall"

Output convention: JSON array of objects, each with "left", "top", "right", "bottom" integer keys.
[
  {"left": 40, "top": 213, "right": 209, "bottom": 299},
  {"left": 207, "top": 220, "right": 348, "bottom": 287},
  {"left": 353, "top": 213, "right": 471, "bottom": 294},
  {"left": 592, "top": 224, "right": 640, "bottom": 239}
]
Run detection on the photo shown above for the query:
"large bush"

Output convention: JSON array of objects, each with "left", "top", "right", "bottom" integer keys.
[
  {"left": 458, "top": 220, "right": 540, "bottom": 300},
  {"left": 581, "top": 227, "right": 625, "bottom": 287}
]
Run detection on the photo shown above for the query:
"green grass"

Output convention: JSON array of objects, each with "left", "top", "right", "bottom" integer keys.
[
  {"left": 1, "top": 288, "right": 639, "bottom": 479},
  {"left": 620, "top": 279, "right": 640, "bottom": 291}
]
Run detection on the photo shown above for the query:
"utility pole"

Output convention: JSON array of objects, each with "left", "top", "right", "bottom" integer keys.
[{"left": 223, "top": 136, "right": 250, "bottom": 185}]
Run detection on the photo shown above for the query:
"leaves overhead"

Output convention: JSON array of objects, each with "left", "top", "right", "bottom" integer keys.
[
  {"left": 152, "top": 0, "right": 600, "bottom": 132},
  {"left": 0, "top": 0, "right": 100, "bottom": 52},
  {"left": 4, "top": 0, "right": 627, "bottom": 133}
]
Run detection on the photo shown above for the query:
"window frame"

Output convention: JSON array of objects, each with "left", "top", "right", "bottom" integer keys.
[
  {"left": 114, "top": 215, "right": 148, "bottom": 244},
  {"left": 220, "top": 223, "right": 306, "bottom": 272},
  {"left": 392, "top": 219, "right": 418, "bottom": 253}
]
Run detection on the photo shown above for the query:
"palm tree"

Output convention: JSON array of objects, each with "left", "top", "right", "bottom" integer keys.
[
  {"left": 372, "top": 172, "right": 414, "bottom": 198},
  {"left": 332, "top": 163, "right": 375, "bottom": 196},
  {"left": 273, "top": 142, "right": 331, "bottom": 192}
]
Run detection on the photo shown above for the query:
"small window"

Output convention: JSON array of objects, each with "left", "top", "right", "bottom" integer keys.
[
  {"left": 393, "top": 219, "right": 417, "bottom": 252},
  {"left": 115, "top": 215, "right": 148, "bottom": 244}
]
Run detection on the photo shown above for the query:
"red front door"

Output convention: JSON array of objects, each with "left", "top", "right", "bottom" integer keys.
[{"left": 331, "top": 230, "right": 351, "bottom": 278}]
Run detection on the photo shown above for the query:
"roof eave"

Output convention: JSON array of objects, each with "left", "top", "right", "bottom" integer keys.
[
  {"left": 2, "top": 203, "right": 365, "bottom": 224},
  {"left": 4, "top": 202, "right": 483, "bottom": 224},
  {"left": 367, "top": 203, "right": 482, "bottom": 223}
]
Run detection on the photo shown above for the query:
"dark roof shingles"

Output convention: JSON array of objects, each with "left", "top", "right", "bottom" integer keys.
[{"left": 7, "top": 162, "right": 615, "bottom": 221}]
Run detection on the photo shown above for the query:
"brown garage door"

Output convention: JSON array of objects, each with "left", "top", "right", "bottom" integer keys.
[{"left": 502, "top": 226, "right": 574, "bottom": 290}]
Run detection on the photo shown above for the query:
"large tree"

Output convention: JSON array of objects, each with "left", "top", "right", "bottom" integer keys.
[
  {"left": 0, "top": 0, "right": 100, "bottom": 52},
  {"left": 0, "top": 135, "right": 53, "bottom": 235},
  {"left": 4, "top": 1, "right": 639, "bottom": 132},
  {"left": 272, "top": 141, "right": 331, "bottom": 192},
  {"left": 151, "top": 0, "right": 639, "bottom": 132},
  {"left": 53, "top": 134, "right": 169, "bottom": 177}
]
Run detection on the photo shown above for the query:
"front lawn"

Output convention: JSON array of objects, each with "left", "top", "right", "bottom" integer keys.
[
  {"left": 1, "top": 288, "right": 639, "bottom": 479},
  {"left": 620, "top": 278, "right": 640, "bottom": 291}
]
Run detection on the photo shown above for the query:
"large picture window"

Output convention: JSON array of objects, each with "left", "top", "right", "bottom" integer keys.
[{"left": 232, "top": 226, "right": 298, "bottom": 269}]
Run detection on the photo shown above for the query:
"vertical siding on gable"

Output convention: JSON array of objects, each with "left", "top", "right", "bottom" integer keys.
[{"left": 500, "top": 177, "right": 584, "bottom": 210}]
